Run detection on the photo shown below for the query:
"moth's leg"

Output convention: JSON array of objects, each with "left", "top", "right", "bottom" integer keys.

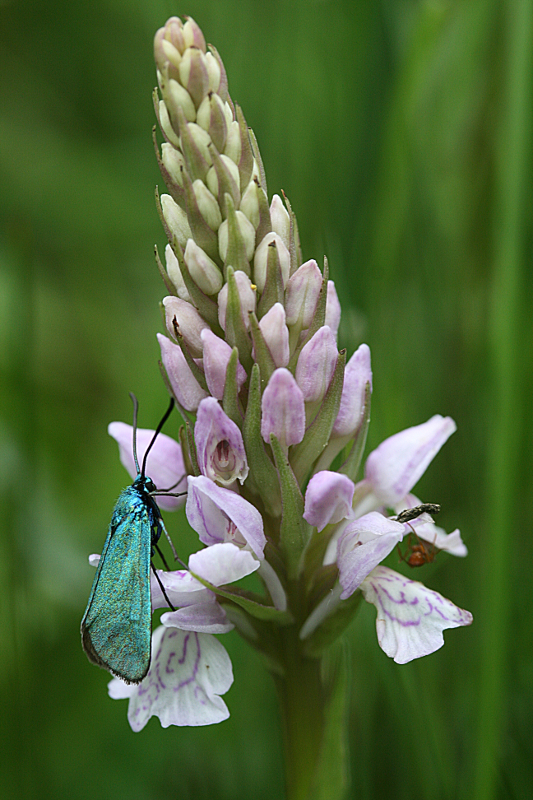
[
  {"left": 151, "top": 563, "right": 176, "bottom": 611},
  {"left": 159, "top": 517, "right": 188, "bottom": 569}
]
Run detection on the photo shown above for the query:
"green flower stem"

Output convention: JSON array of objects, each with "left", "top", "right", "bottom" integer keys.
[{"left": 273, "top": 582, "right": 349, "bottom": 800}]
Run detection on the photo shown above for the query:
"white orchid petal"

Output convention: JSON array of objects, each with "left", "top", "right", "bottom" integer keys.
[
  {"left": 123, "top": 627, "right": 233, "bottom": 729},
  {"left": 189, "top": 542, "right": 260, "bottom": 585},
  {"left": 161, "top": 602, "right": 234, "bottom": 634},
  {"left": 361, "top": 566, "right": 473, "bottom": 664}
]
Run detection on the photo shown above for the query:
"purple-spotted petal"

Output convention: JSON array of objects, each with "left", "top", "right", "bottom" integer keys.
[
  {"left": 337, "top": 513, "right": 405, "bottom": 599},
  {"left": 261, "top": 368, "right": 305, "bottom": 449},
  {"left": 108, "top": 422, "right": 186, "bottom": 511},
  {"left": 303, "top": 471, "right": 355, "bottom": 531},
  {"left": 360, "top": 565, "right": 473, "bottom": 664},
  {"left": 186, "top": 475, "right": 266, "bottom": 558},
  {"left": 161, "top": 602, "right": 233, "bottom": 634},
  {"left": 110, "top": 626, "right": 233, "bottom": 728},
  {"left": 195, "top": 397, "right": 249, "bottom": 485},
  {"left": 365, "top": 415, "right": 457, "bottom": 505}
]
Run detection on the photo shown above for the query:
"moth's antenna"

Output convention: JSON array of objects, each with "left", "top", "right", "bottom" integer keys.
[
  {"left": 141, "top": 397, "right": 175, "bottom": 478},
  {"left": 129, "top": 392, "right": 141, "bottom": 475}
]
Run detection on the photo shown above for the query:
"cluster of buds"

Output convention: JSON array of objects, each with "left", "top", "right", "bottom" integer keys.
[{"left": 101, "top": 16, "right": 472, "bottom": 730}]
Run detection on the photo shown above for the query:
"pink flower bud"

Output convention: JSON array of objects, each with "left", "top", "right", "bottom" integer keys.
[
  {"left": 261, "top": 368, "right": 305, "bottom": 449},
  {"left": 158, "top": 333, "right": 208, "bottom": 411},
  {"left": 163, "top": 296, "right": 210, "bottom": 358},
  {"left": 253, "top": 232, "right": 290, "bottom": 293},
  {"left": 303, "top": 471, "right": 355, "bottom": 531},
  {"left": 295, "top": 326, "right": 338, "bottom": 403},
  {"left": 325, "top": 280, "right": 341, "bottom": 337},
  {"left": 285, "top": 260, "right": 322, "bottom": 328},
  {"left": 217, "top": 270, "right": 256, "bottom": 331},
  {"left": 195, "top": 397, "right": 249, "bottom": 485},
  {"left": 258, "top": 303, "right": 290, "bottom": 367},
  {"left": 182, "top": 17, "right": 207, "bottom": 52},
  {"left": 332, "top": 343, "right": 372, "bottom": 437},
  {"left": 201, "top": 329, "right": 247, "bottom": 400}
]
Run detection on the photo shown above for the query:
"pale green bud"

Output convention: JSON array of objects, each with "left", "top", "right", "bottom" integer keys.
[
  {"left": 161, "top": 143, "right": 185, "bottom": 187},
  {"left": 165, "top": 78, "right": 196, "bottom": 123},
  {"left": 204, "top": 52, "right": 221, "bottom": 93},
  {"left": 224, "top": 121, "right": 241, "bottom": 163},
  {"left": 218, "top": 210, "right": 256, "bottom": 263},
  {"left": 183, "top": 122, "right": 212, "bottom": 166},
  {"left": 161, "top": 193, "right": 192, "bottom": 248},
  {"left": 165, "top": 243, "right": 190, "bottom": 301},
  {"left": 158, "top": 101, "right": 180, "bottom": 147},
  {"left": 254, "top": 232, "right": 290, "bottom": 293},
  {"left": 184, "top": 239, "right": 223, "bottom": 295},
  {"left": 240, "top": 180, "right": 260, "bottom": 229},
  {"left": 182, "top": 17, "right": 206, "bottom": 52},
  {"left": 160, "top": 38, "right": 182, "bottom": 69},
  {"left": 197, "top": 93, "right": 228, "bottom": 153},
  {"left": 206, "top": 154, "right": 240, "bottom": 197},
  {"left": 192, "top": 179, "right": 222, "bottom": 231},
  {"left": 178, "top": 48, "right": 209, "bottom": 108},
  {"left": 270, "top": 194, "right": 290, "bottom": 250}
]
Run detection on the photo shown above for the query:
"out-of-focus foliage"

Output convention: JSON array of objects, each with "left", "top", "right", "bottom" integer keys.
[{"left": 1, "top": 1, "right": 531, "bottom": 798}]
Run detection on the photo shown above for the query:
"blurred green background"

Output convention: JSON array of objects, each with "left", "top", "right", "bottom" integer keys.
[{"left": 1, "top": 0, "right": 531, "bottom": 798}]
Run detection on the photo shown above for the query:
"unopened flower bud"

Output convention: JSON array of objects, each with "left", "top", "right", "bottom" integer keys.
[
  {"left": 206, "top": 155, "right": 241, "bottom": 198},
  {"left": 157, "top": 333, "right": 208, "bottom": 411},
  {"left": 161, "top": 194, "right": 192, "bottom": 248},
  {"left": 270, "top": 195, "right": 290, "bottom": 250},
  {"left": 332, "top": 343, "right": 372, "bottom": 437},
  {"left": 184, "top": 122, "right": 212, "bottom": 166},
  {"left": 163, "top": 295, "right": 209, "bottom": 357},
  {"left": 325, "top": 280, "right": 341, "bottom": 337},
  {"left": 197, "top": 93, "right": 228, "bottom": 153},
  {"left": 218, "top": 211, "right": 256, "bottom": 263},
  {"left": 285, "top": 259, "right": 322, "bottom": 328},
  {"left": 201, "top": 329, "right": 247, "bottom": 399},
  {"left": 240, "top": 180, "right": 260, "bottom": 229},
  {"left": 205, "top": 52, "right": 221, "bottom": 93},
  {"left": 192, "top": 179, "right": 222, "bottom": 231},
  {"left": 184, "top": 239, "right": 223, "bottom": 295},
  {"left": 295, "top": 325, "right": 338, "bottom": 404},
  {"left": 165, "top": 244, "right": 190, "bottom": 301},
  {"left": 158, "top": 101, "right": 180, "bottom": 147},
  {"left": 164, "top": 78, "right": 196, "bottom": 123},
  {"left": 182, "top": 17, "right": 206, "bottom": 52},
  {"left": 253, "top": 232, "right": 290, "bottom": 293},
  {"left": 195, "top": 397, "right": 249, "bottom": 485},
  {"left": 224, "top": 121, "right": 241, "bottom": 163},
  {"left": 178, "top": 48, "right": 210, "bottom": 108},
  {"left": 303, "top": 471, "right": 355, "bottom": 531},
  {"left": 161, "top": 143, "right": 186, "bottom": 187},
  {"left": 261, "top": 368, "right": 305, "bottom": 450},
  {"left": 258, "top": 303, "right": 289, "bottom": 367},
  {"left": 217, "top": 270, "right": 256, "bottom": 331}
]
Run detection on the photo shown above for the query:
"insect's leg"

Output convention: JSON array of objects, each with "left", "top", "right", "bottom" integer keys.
[
  {"left": 151, "top": 563, "right": 176, "bottom": 611},
  {"left": 159, "top": 517, "right": 188, "bottom": 569},
  {"left": 154, "top": 542, "right": 171, "bottom": 571}
]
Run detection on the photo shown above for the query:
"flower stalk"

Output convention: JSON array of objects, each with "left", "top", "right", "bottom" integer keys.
[{"left": 84, "top": 15, "right": 473, "bottom": 800}]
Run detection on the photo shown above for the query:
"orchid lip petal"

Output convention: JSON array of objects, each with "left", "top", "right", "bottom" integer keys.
[
  {"left": 112, "top": 626, "right": 233, "bottom": 729},
  {"left": 360, "top": 565, "right": 473, "bottom": 663},
  {"left": 195, "top": 397, "right": 249, "bottom": 485}
]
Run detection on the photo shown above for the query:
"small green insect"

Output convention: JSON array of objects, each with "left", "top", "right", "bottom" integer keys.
[{"left": 81, "top": 395, "right": 183, "bottom": 684}]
